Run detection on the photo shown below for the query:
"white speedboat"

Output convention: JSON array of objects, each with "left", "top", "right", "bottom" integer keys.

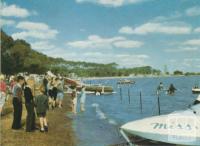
[
  {"left": 192, "top": 88, "right": 200, "bottom": 94},
  {"left": 120, "top": 104, "right": 200, "bottom": 146}
]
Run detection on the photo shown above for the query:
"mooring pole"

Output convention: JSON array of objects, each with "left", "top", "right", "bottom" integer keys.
[
  {"left": 157, "top": 93, "right": 161, "bottom": 115},
  {"left": 140, "top": 91, "right": 142, "bottom": 113},
  {"left": 128, "top": 87, "right": 131, "bottom": 104},
  {"left": 120, "top": 87, "right": 122, "bottom": 102}
]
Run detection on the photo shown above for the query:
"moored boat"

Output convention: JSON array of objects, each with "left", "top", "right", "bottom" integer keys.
[
  {"left": 192, "top": 87, "right": 200, "bottom": 94},
  {"left": 78, "top": 84, "right": 114, "bottom": 95},
  {"left": 117, "top": 79, "right": 135, "bottom": 85},
  {"left": 120, "top": 103, "right": 200, "bottom": 145},
  {"left": 64, "top": 78, "right": 114, "bottom": 94},
  {"left": 64, "top": 78, "right": 81, "bottom": 86}
]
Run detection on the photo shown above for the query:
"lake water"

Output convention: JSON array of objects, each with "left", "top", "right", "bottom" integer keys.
[{"left": 69, "top": 76, "right": 200, "bottom": 146}]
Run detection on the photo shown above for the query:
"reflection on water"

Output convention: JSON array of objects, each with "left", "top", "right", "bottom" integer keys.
[{"left": 71, "top": 76, "right": 199, "bottom": 146}]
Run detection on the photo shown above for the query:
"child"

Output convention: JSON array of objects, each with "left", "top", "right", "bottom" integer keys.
[
  {"left": 35, "top": 85, "right": 49, "bottom": 132},
  {"left": 71, "top": 87, "right": 77, "bottom": 115}
]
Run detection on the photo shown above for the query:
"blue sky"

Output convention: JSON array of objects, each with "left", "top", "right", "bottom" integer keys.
[{"left": 1, "top": 0, "right": 200, "bottom": 72}]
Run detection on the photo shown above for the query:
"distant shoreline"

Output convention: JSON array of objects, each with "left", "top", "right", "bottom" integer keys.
[{"left": 81, "top": 74, "right": 200, "bottom": 80}]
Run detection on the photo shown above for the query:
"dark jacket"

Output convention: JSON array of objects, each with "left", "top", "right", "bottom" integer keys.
[
  {"left": 24, "top": 86, "right": 34, "bottom": 104},
  {"left": 34, "top": 94, "right": 48, "bottom": 114}
]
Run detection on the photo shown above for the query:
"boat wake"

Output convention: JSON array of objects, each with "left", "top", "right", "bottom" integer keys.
[{"left": 91, "top": 103, "right": 117, "bottom": 125}]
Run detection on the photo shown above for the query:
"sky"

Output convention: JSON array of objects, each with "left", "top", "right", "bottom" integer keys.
[{"left": 1, "top": 0, "right": 200, "bottom": 72}]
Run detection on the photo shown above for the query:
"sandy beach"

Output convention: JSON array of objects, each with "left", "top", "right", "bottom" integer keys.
[{"left": 0, "top": 94, "right": 76, "bottom": 146}]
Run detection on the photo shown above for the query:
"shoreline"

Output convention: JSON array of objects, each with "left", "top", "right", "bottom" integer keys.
[
  {"left": 81, "top": 74, "right": 200, "bottom": 80},
  {"left": 1, "top": 94, "right": 76, "bottom": 146}
]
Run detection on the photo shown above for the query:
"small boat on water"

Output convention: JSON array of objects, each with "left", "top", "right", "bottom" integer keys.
[
  {"left": 64, "top": 78, "right": 114, "bottom": 95},
  {"left": 78, "top": 84, "right": 114, "bottom": 95},
  {"left": 117, "top": 79, "right": 135, "bottom": 85},
  {"left": 64, "top": 78, "right": 80, "bottom": 86},
  {"left": 120, "top": 102, "right": 200, "bottom": 145},
  {"left": 192, "top": 87, "right": 200, "bottom": 94}
]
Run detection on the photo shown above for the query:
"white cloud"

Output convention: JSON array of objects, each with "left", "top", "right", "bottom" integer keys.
[
  {"left": 12, "top": 30, "right": 58, "bottom": 40},
  {"left": 16, "top": 21, "right": 50, "bottom": 31},
  {"left": 0, "top": 3, "right": 31, "bottom": 18},
  {"left": 76, "top": 0, "right": 149, "bottom": 7},
  {"left": 114, "top": 54, "right": 149, "bottom": 67},
  {"left": 45, "top": 48, "right": 149, "bottom": 67},
  {"left": 119, "top": 22, "right": 191, "bottom": 35},
  {"left": 165, "top": 47, "right": 199, "bottom": 53},
  {"left": 119, "top": 26, "right": 135, "bottom": 34},
  {"left": 185, "top": 6, "right": 200, "bottom": 17},
  {"left": 67, "top": 35, "right": 143, "bottom": 49},
  {"left": 152, "top": 12, "right": 182, "bottom": 22},
  {"left": 0, "top": 18, "right": 15, "bottom": 27},
  {"left": 183, "top": 39, "right": 200, "bottom": 46},
  {"left": 31, "top": 41, "right": 56, "bottom": 51},
  {"left": 168, "top": 58, "right": 200, "bottom": 71},
  {"left": 194, "top": 27, "right": 200, "bottom": 33},
  {"left": 12, "top": 21, "right": 58, "bottom": 40},
  {"left": 113, "top": 40, "right": 143, "bottom": 48},
  {"left": 183, "top": 58, "right": 200, "bottom": 68}
]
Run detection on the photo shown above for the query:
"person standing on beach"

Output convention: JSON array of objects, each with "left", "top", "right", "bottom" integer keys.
[
  {"left": 24, "top": 79, "right": 36, "bottom": 132},
  {"left": 80, "top": 86, "right": 86, "bottom": 112},
  {"left": 71, "top": 87, "right": 77, "bottom": 115},
  {"left": 43, "top": 73, "right": 48, "bottom": 96},
  {"left": 48, "top": 78, "right": 54, "bottom": 109},
  {"left": 0, "top": 74, "right": 7, "bottom": 114},
  {"left": 12, "top": 76, "right": 24, "bottom": 130},
  {"left": 56, "top": 78, "right": 64, "bottom": 108},
  {"left": 52, "top": 78, "right": 58, "bottom": 108},
  {"left": 34, "top": 85, "right": 49, "bottom": 132},
  {"left": 9, "top": 76, "right": 16, "bottom": 92}
]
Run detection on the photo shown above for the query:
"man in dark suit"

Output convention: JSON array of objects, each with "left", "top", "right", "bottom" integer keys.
[
  {"left": 24, "top": 79, "right": 36, "bottom": 132},
  {"left": 12, "top": 76, "right": 24, "bottom": 130}
]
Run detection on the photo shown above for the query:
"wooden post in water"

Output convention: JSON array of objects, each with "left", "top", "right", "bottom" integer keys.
[
  {"left": 157, "top": 93, "right": 161, "bottom": 115},
  {"left": 140, "top": 91, "right": 142, "bottom": 113},
  {"left": 128, "top": 87, "right": 130, "bottom": 104},
  {"left": 120, "top": 87, "right": 122, "bottom": 102}
]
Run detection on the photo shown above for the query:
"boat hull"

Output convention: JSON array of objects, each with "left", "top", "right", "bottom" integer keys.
[
  {"left": 121, "top": 105, "right": 200, "bottom": 145},
  {"left": 192, "top": 88, "right": 200, "bottom": 94},
  {"left": 117, "top": 80, "right": 135, "bottom": 85},
  {"left": 85, "top": 86, "right": 113, "bottom": 93}
]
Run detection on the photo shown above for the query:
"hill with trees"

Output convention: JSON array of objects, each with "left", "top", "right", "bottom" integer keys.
[{"left": 1, "top": 30, "right": 161, "bottom": 77}]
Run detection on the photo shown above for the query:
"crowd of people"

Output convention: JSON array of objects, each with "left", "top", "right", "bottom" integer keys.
[{"left": 0, "top": 72, "right": 87, "bottom": 134}]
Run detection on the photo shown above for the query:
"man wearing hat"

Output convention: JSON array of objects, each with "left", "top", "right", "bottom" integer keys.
[{"left": 12, "top": 76, "right": 24, "bottom": 130}]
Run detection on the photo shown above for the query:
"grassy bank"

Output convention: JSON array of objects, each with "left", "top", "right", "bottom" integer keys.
[{"left": 0, "top": 94, "right": 76, "bottom": 146}]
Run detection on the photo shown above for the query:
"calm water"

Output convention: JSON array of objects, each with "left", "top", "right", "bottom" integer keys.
[{"left": 69, "top": 76, "right": 200, "bottom": 146}]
